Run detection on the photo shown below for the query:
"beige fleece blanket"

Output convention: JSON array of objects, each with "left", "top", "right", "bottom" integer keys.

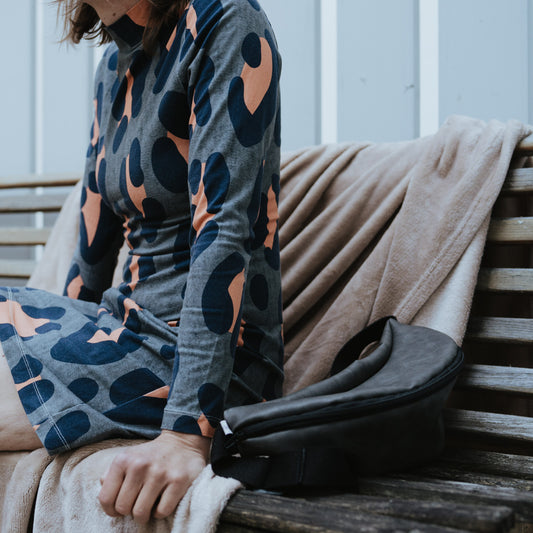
[{"left": 2, "top": 115, "right": 530, "bottom": 532}]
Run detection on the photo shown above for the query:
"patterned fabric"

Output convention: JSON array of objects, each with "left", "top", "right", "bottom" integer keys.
[{"left": 0, "top": 0, "right": 283, "bottom": 453}]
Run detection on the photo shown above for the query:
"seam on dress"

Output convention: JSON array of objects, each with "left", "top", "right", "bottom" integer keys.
[{"left": 7, "top": 288, "right": 71, "bottom": 451}]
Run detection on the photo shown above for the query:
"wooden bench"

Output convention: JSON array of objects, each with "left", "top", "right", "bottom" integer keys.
[{"left": 1, "top": 139, "right": 532, "bottom": 532}]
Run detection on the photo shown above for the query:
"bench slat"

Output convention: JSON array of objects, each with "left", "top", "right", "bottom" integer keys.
[
  {"left": 486, "top": 217, "right": 533, "bottom": 243},
  {"left": 0, "top": 174, "right": 80, "bottom": 189},
  {"left": 0, "top": 259, "right": 36, "bottom": 278},
  {"left": 0, "top": 228, "right": 51, "bottom": 246},
  {"left": 455, "top": 364, "right": 533, "bottom": 396},
  {"left": 475, "top": 268, "right": 533, "bottom": 293},
  {"left": 500, "top": 168, "right": 533, "bottom": 192},
  {"left": 444, "top": 409, "right": 533, "bottom": 443},
  {"left": 0, "top": 194, "right": 69, "bottom": 213},
  {"left": 465, "top": 317, "right": 533, "bottom": 344}
]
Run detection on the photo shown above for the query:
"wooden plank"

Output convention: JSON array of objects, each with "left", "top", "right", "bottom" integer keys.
[
  {"left": 221, "top": 490, "right": 468, "bottom": 533},
  {"left": 0, "top": 174, "right": 80, "bottom": 189},
  {"left": 515, "top": 134, "right": 533, "bottom": 156},
  {"left": 444, "top": 409, "right": 533, "bottom": 444},
  {"left": 439, "top": 448, "right": 533, "bottom": 480},
  {"left": 302, "top": 493, "right": 514, "bottom": 533},
  {"left": 0, "top": 194, "right": 68, "bottom": 214},
  {"left": 476, "top": 268, "right": 533, "bottom": 293},
  {"left": 501, "top": 169, "right": 533, "bottom": 193},
  {"left": 358, "top": 474, "right": 533, "bottom": 524},
  {"left": 487, "top": 218, "right": 533, "bottom": 244},
  {"left": 0, "top": 228, "right": 51, "bottom": 246},
  {"left": 456, "top": 364, "right": 533, "bottom": 396},
  {"left": 465, "top": 317, "right": 533, "bottom": 344},
  {"left": 0, "top": 260, "right": 36, "bottom": 278}
]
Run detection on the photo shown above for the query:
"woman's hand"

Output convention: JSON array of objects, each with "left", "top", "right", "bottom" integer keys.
[{"left": 98, "top": 430, "right": 210, "bottom": 524}]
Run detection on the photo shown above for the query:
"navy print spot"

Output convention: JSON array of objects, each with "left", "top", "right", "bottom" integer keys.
[
  {"left": 21, "top": 305, "right": 65, "bottom": 321},
  {"left": 202, "top": 252, "right": 245, "bottom": 334},
  {"left": 129, "top": 138, "right": 144, "bottom": 187},
  {"left": 113, "top": 117, "right": 128, "bottom": 153},
  {"left": 51, "top": 323, "right": 142, "bottom": 365},
  {"left": 151, "top": 137, "right": 188, "bottom": 193},
  {"left": 68, "top": 378, "right": 99, "bottom": 403},
  {"left": 247, "top": 0, "right": 261, "bottom": 10},
  {"left": 19, "top": 379, "right": 54, "bottom": 414},
  {"left": 108, "top": 50, "right": 118, "bottom": 71},
  {"left": 11, "top": 354, "right": 43, "bottom": 383},
  {"left": 250, "top": 274, "right": 269, "bottom": 310},
  {"left": 172, "top": 415, "right": 201, "bottom": 436},
  {"left": 158, "top": 91, "right": 190, "bottom": 138},
  {"left": 274, "top": 106, "right": 281, "bottom": 147},
  {"left": 160, "top": 344, "right": 175, "bottom": 360},
  {"left": 104, "top": 397, "right": 165, "bottom": 426},
  {"left": 190, "top": 220, "right": 218, "bottom": 263},
  {"left": 44, "top": 411, "right": 90, "bottom": 450},
  {"left": 241, "top": 33, "right": 262, "bottom": 68},
  {"left": 109, "top": 368, "right": 166, "bottom": 405},
  {"left": 190, "top": 56, "right": 214, "bottom": 127},
  {"left": 198, "top": 383, "right": 224, "bottom": 421},
  {"left": 173, "top": 224, "right": 191, "bottom": 271}
]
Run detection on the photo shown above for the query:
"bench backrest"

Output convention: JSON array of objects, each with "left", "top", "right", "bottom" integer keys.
[{"left": 0, "top": 146, "right": 531, "bottom": 455}]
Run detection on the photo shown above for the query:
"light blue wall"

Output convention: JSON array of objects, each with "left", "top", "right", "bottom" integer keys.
[{"left": 1, "top": 0, "right": 533, "bottom": 176}]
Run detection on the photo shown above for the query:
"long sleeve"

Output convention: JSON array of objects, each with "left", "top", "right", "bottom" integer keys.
[
  {"left": 161, "top": 0, "right": 281, "bottom": 436},
  {"left": 64, "top": 70, "right": 125, "bottom": 303}
]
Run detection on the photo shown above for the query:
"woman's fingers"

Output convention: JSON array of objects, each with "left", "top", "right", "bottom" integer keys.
[
  {"left": 98, "top": 456, "right": 127, "bottom": 517},
  {"left": 153, "top": 480, "right": 188, "bottom": 519}
]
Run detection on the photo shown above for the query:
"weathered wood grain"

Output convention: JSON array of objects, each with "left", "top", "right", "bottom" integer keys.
[
  {"left": 476, "top": 268, "right": 533, "bottom": 292},
  {"left": 487, "top": 218, "right": 533, "bottom": 244},
  {"left": 0, "top": 259, "right": 36, "bottom": 278},
  {"left": 456, "top": 364, "right": 533, "bottom": 396},
  {"left": 0, "top": 228, "right": 51, "bottom": 246},
  {"left": 0, "top": 194, "right": 69, "bottom": 213},
  {"left": 0, "top": 174, "right": 80, "bottom": 189},
  {"left": 221, "top": 490, "right": 468, "bottom": 533},
  {"left": 445, "top": 409, "right": 533, "bottom": 444},
  {"left": 465, "top": 317, "right": 533, "bottom": 344},
  {"left": 500, "top": 169, "right": 533, "bottom": 193}
]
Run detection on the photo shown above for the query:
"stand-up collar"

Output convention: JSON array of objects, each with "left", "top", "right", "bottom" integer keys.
[{"left": 105, "top": 0, "right": 151, "bottom": 51}]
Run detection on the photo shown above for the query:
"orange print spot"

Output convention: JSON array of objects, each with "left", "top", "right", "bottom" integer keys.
[
  {"left": 167, "top": 320, "right": 179, "bottom": 327},
  {"left": 0, "top": 301, "right": 50, "bottom": 338},
  {"left": 32, "top": 425, "right": 40, "bottom": 432},
  {"left": 240, "top": 37, "right": 273, "bottom": 115},
  {"left": 66, "top": 274, "right": 84, "bottom": 299},
  {"left": 197, "top": 414, "right": 215, "bottom": 438},
  {"left": 186, "top": 5, "right": 198, "bottom": 40},
  {"left": 87, "top": 327, "right": 125, "bottom": 344},
  {"left": 125, "top": 154, "right": 147, "bottom": 216},
  {"left": 123, "top": 218, "right": 134, "bottom": 250},
  {"left": 191, "top": 163, "right": 215, "bottom": 236},
  {"left": 264, "top": 185, "right": 278, "bottom": 250},
  {"left": 167, "top": 132, "right": 190, "bottom": 164},
  {"left": 189, "top": 94, "right": 197, "bottom": 133},
  {"left": 122, "top": 298, "right": 142, "bottom": 325},
  {"left": 144, "top": 385, "right": 170, "bottom": 399},
  {"left": 15, "top": 375, "right": 42, "bottom": 392},
  {"left": 237, "top": 319, "right": 246, "bottom": 347},
  {"left": 124, "top": 69, "right": 134, "bottom": 120},
  {"left": 91, "top": 99, "right": 100, "bottom": 148},
  {"left": 228, "top": 269, "right": 245, "bottom": 334},
  {"left": 166, "top": 26, "right": 177, "bottom": 51},
  {"left": 81, "top": 186, "right": 102, "bottom": 248},
  {"left": 96, "top": 145, "right": 106, "bottom": 183},
  {"left": 128, "top": 254, "right": 140, "bottom": 292}
]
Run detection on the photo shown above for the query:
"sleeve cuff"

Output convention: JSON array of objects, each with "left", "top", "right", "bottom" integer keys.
[{"left": 161, "top": 409, "right": 218, "bottom": 438}]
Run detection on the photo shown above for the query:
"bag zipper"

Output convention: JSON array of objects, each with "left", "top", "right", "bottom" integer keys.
[{"left": 225, "top": 349, "right": 463, "bottom": 445}]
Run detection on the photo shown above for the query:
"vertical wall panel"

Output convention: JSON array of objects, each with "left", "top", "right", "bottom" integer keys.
[
  {"left": 40, "top": 0, "right": 94, "bottom": 173},
  {"left": 261, "top": 0, "right": 321, "bottom": 150},
  {"left": 1, "top": 0, "right": 35, "bottom": 174},
  {"left": 439, "top": 0, "right": 529, "bottom": 125},
  {"left": 337, "top": 0, "right": 419, "bottom": 143}
]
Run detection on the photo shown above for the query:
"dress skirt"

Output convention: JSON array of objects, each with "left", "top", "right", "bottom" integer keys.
[{"left": 0, "top": 286, "right": 178, "bottom": 454}]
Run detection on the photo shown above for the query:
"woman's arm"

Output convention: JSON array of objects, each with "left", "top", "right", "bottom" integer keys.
[{"left": 64, "top": 74, "right": 125, "bottom": 302}]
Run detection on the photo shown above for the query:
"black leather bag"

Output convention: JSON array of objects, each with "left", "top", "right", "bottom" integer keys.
[{"left": 211, "top": 316, "right": 464, "bottom": 490}]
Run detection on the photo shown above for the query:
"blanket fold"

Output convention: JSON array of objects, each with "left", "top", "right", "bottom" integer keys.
[{"left": 4, "top": 115, "right": 526, "bottom": 531}]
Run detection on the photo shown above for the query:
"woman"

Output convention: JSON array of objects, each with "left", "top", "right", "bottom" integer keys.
[{"left": 0, "top": 0, "right": 282, "bottom": 523}]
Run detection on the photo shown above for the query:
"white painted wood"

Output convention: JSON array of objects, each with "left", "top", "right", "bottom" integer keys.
[
  {"left": 419, "top": 0, "right": 439, "bottom": 137},
  {"left": 2, "top": 0, "right": 35, "bottom": 175},
  {"left": 439, "top": 0, "right": 529, "bottom": 125},
  {"left": 261, "top": 0, "right": 321, "bottom": 150},
  {"left": 337, "top": 0, "right": 419, "bottom": 143},
  {"left": 320, "top": 0, "right": 338, "bottom": 144}
]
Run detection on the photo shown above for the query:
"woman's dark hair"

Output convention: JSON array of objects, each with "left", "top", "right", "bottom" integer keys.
[{"left": 56, "top": 1, "right": 188, "bottom": 54}]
